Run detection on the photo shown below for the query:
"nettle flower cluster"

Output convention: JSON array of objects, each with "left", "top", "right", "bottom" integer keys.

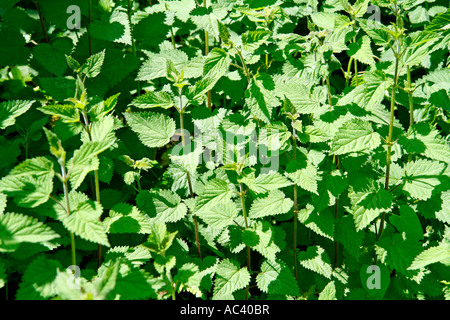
[{"left": 0, "top": 0, "right": 449, "bottom": 300}]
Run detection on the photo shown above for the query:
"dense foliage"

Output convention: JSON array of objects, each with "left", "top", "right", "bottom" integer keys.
[{"left": 0, "top": 0, "right": 449, "bottom": 300}]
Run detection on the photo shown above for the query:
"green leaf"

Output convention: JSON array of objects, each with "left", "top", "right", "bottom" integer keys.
[
  {"left": 197, "top": 198, "right": 238, "bottom": 231},
  {"left": 310, "top": 12, "right": 337, "bottom": 30},
  {"left": 0, "top": 157, "right": 55, "bottom": 208},
  {"left": 399, "top": 123, "right": 450, "bottom": 163},
  {"left": 144, "top": 221, "right": 178, "bottom": 254},
  {"left": 79, "top": 50, "right": 106, "bottom": 78},
  {"left": 286, "top": 160, "right": 320, "bottom": 195},
  {"left": 350, "top": 188, "right": 393, "bottom": 231},
  {"left": 52, "top": 192, "right": 107, "bottom": 245},
  {"left": 408, "top": 242, "right": 450, "bottom": 270},
  {"left": 245, "top": 76, "right": 279, "bottom": 124},
  {"left": 38, "top": 104, "right": 80, "bottom": 123},
  {"left": 256, "top": 260, "right": 300, "bottom": 296},
  {"left": 347, "top": 35, "right": 375, "bottom": 65},
  {"left": 136, "top": 189, "right": 187, "bottom": 223},
  {"left": 66, "top": 142, "right": 107, "bottom": 190},
  {"left": 298, "top": 246, "right": 333, "bottom": 279},
  {"left": 61, "top": 194, "right": 109, "bottom": 247},
  {"left": 297, "top": 204, "right": 334, "bottom": 240},
  {"left": 402, "top": 159, "right": 444, "bottom": 201},
  {"left": 250, "top": 221, "right": 282, "bottom": 262},
  {"left": 331, "top": 118, "right": 381, "bottom": 155},
  {"left": 0, "top": 212, "right": 60, "bottom": 252},
  {"left": 130, "top": 91, "right": 175, "bottom": 109},
  {"left": 124, "top": 112, "right": 176, "bottom": 149},
  {"left": 16, "top": 256, "right": 61, "bottom": 300},
  {"left": 195, "top": 178, "right": 233, "bottom": 215},
  {"left": 213, "top": 259, "right": 251, "bottom": 299},
  {"left": 238, "top": 169, "right": 293, "bottom": 194},
  {"left": 249, "top": 190, "right": 293, "bottom": 219},
  {"left": 319, "top": 281, "right": 337, "bottom": 300},
  {"left": 103, "top": 203, "right": 151, "bottom": 234},
  {"left": 0, "top": 100, "right": 34, "bottom": 129},
  {"left": 389, "top": 205, "right": 424, "bottom": 242}
]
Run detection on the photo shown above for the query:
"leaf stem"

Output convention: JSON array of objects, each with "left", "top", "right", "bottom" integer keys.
[
  {"left": 34, "top": 0, "right": 49, "bottom": 43},
  {"left": 127, "top": 0, "right": 141, "bottom": 94},
  {"left": 378, "top": 40, "right": 401, "bottom": 240},
  {"left": 239, "top": 182, "right": 251, "bottom": 300},
  {"left": 60, "top": 161, "right": 76, "bottom": 266},
  {"left": 292, "top": 135, "right": 298, "bottom": 281},
  {"left": 178, "top": 87, "right": 202, "bottom": 260}
]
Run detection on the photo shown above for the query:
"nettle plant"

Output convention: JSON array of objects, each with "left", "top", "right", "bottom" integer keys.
[{"left": 0, "top": 0, "right": 449, "bottom": 300}]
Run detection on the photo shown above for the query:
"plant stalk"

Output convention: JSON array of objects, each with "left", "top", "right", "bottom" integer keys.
[
  {"left": 239, "top": 183, "right": 251, "bottom": 300},
  {"left": 127, "top": 0, "right": 141, "bottom": 94},
  {"left": 61, "top": 162, "right": 76, "bottom": 266},
  {"left": 292, "top": 138, "right": 298, "bottom": 281},
  {"left": 378, "top": 42, "right": 401, "bottom": 240},
  {"left": 178, "top": 87, "right": 202, "bottom": 260},
  {"left": 34, "top": 0, "right": 49, "bottom": 43}
]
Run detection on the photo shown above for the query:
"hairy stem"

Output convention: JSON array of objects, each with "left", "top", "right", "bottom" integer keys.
[
  {"left": 127, "top": 0, "right": 141, "bottom": 94},
  {"left": 378, "top": 42, "right": 401, "bottom": 240},
  {"left": 178, "top": 87, "right": 202, "bottom": 259},
  {"left": 61, "top": 163, "right": 76, "bottom": 266},
  {"left": 239, "top": 183, "right": 251, "bottom": 300},
  {"left": 81, "top": 109, "right": 103, "bottom": 266},
  {"left": 88, "top": 0, "right": 92, "bottom": 56},
  {"left": 34, "top": 0, "right": 49, "bottom": 43},
  {"left": 292, "top": 135, "right": 298, "bottom": 281}
]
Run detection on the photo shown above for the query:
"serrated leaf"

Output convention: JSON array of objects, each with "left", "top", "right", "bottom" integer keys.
[
  {"left": 197, "top": 198, "right": 238, "bottom": 231},
  {"left": 0, "top": 212, "right": 60, "bottom": 252},
  {"left": 79, "top": 50, "right": 106, "bottom": 78},
  {"left": 124, "top": 112, "right": 175, "bottom": 148},
  {"left": 213, "top": 259, "right": 251, "bottom": 299},
  {"left": 136, "top": 189, "right": 187, "bottom": 223},
  {"left": 286, "top": 160, "right": 320, "bottom": 195},
  {"left": 402, "top": 159, "right": 444, "bottom": 201},
  {"left": 249, "top": 190, "right": 293, "bottom": 219},
  {"left": 408, "top": 242, "right": 450, "bottom": 270},
  {"left": 0, "top": 100, "right": 34, "bottom": 129},
  {"left": 61, "top": 195, "right": 109, "bottom": 247},
  {"left": 256, "top": 260, "right": 299, "bottom": 296},
  {"left": 331, "top": 118, "right": 381, "bottom": 155},
  {"left": 103, "top": 202, "right": 151, "bottom": 234},
  {"left": 298, "top": 246, "right": 333, "bottom": 279},
  {"left": 347, "top": 35, "right": 375, "bottom": 65},
  {"left": 195, "top": 178, "right": 233, "bottom": 215},
  {"left": 38, "top": 104, "right": 80, "bottom": 123},
  {"left": 130, "top": 91, "right": 175, "bottom": 109},
  {"left": 351, "top": 188, "right": 393, "bottom": 231},
  {"left": 239, "top": 170, "right": 293, "bottom": 194},
  {"left": 0, "top": 157, "right": 55, "bottom": 208}
]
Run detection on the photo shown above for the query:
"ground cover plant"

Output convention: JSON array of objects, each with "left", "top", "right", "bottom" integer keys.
[{"left": 0, "top": 0, "right": 449, "bottom": 301}]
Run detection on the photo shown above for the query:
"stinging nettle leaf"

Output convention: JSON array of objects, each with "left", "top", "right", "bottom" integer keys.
[
  {"left": 249, "top": 190, "right": 293, "bottom": 219},
  {"left": 0, "top": 100, "right": 34, "bottom": 129},
  {"left": 124, "top": 111, "right": 176, "bottom": 149},
  {"left": 331, "top": 118, "right": 381, "bottom": 155}
]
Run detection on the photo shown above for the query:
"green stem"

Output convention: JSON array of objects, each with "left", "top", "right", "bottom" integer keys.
[
  {"left": 236, "top": 48, "right": 251, "bottom": 83},
  {"left": 81, "top": 109, "right": 103, "bottom": 266},
  {"left": 407, "top": 66, "right": 414, "bottom": 162},
  {"left": 88, "top": 0, "right": 92, "bottom": 56},
  {"left": 178, "top": 87, "right": 202, "bottom": 260},
  {"left": 127, "top": 0, "right": 141, "bottom": 94},
  {"left": 61, "top": 163, "right": 76, "bottom": 266},
  {"left": 292, "top": 135, "right": 298, "bottom": 281},
  {"left": 378, "top": 42, "right": 401, "bottom": 240},
  {"left": 345, "top": 57, "right": 354, "bottom": 87},
  {"left": 239, "top": 183, "right": 251, "bottom": 300}
]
